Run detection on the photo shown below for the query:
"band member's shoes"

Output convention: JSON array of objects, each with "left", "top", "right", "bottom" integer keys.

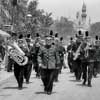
[
  {"left": 82, "top": 79, "right": 86, "bottom": 85},
  {"left": 87, "top": 83, "right": 92, "bottom": 87},
  {"left": 87, "top": 81, "right": 92, "bottom": 87},
  {"left": 44, "top": 88, "right": 52, "bottom": 95},
  {"left": 93, "top": 74, "right": 97, "bottom": 78},
  {"left": 44, "top": 88, "right": 47, "bottom": 94},
  {"left": 82, "top": 82, "right": 86, "bottom": 85},
  {"left": 26, "top": 81, "right": 29, "bottom": 84},
  {"left": 18, "top": 83, "right": 23, "bottom": 90},
  {"left": 47, "top": 91, "right": 52, "bottom": 95},
  {"left": 76, "top": 78, "right": 81, "bottom": 81},
  {"left": 44, "top": 90, "right": 47, "bottom": 94},
  {"left": 7, "top": 70, "right": 12, "bottom": 72},
  {"left": 18, "top": 86, "right": 23, "bottom": 90}
]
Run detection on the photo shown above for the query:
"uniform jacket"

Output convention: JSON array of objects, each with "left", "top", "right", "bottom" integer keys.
[
  {"left": 56, "top": 43, "right": 65, "bottom": 61},
  {"left": 18, "top": 38, "right": 33, "bottom": 64},
  {"left": 67, "top": 43, "right": 74, "bottom": 60},
  {"left": 38, "top": 45, "right": 60, "bottom": 69},
  {"left": 31, "top": 41, "right": 40, "bottom": 63},
  {"left": 71, "top": 41, "right": 81, "bottom": 60},
  {"left": 94, "top": 40, "right": 100, "bottom": 62},
  {"left": 87, "top": 47, "right": 95, "bottom": 62}
]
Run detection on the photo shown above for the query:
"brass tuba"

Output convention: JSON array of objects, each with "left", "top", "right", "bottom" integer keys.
[
  {"left": 0, "top": 29, "right": 28, "bottom": 66},
  {"left": 7, "top": 41, "right": 28, "bottom": 66}
]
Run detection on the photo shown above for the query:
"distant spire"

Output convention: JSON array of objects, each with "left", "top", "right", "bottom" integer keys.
[
  {"left": 81, "top": 1, "right": 87, "bottom": 18},
  {"left": 82, "top": 1, "right": 86, "bottom": 12}
]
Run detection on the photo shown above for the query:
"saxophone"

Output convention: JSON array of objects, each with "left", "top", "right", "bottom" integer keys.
[
  {"left": 85, "top": 36, "right": 93, "bottom": 56},
  {"left": 73, "top": 42, "right": 83, "bottom": 60}
]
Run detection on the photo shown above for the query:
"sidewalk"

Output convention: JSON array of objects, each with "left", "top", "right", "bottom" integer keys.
[{"left": 0, "top": 64, "right": 13, "bottom": 83}]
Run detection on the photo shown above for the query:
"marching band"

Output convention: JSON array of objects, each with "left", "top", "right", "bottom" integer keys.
[
  {"left": 0, "top": 29, "right": 100, "bottom": 94},
  {"left": 67, "top": 30, "right": 100, "bottom": 87}
]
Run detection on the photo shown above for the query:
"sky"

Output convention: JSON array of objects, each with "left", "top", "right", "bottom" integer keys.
[{"left": 32, "top": 0, "right": 100, "bottom": 23}]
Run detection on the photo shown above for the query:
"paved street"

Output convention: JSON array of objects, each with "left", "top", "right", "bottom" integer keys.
[
  {"left": 0, "top": 70, "right": 13, "bottom": 82},
  {"left": 0, "top": 68, "right": 100, "bottom": 100}
]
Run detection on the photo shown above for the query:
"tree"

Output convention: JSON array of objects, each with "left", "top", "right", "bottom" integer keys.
[
  {"left": 38, "top": 12, "right": 53, "bottom": 35},
  {"left": 1, "top": 0, "right": 28, "bottom": 34},
  {"left": 90, "top": 22, "right": 100, "bottom": 37},
  {"left": 28, "top": 0, "right": 38, "bottom": 16},
  {"left": 0, "top": 0, "right": 53, "bottom": 37},
  {"left": 27, "top": 0, "right": 53, "bottom": 36},
  {"left": 51, "top": 17, "right": 74, "bottom": 39}
]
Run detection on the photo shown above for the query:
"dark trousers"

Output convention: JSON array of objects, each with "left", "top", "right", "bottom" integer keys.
[
  {"left": 24, "top": 63, "right": 32, "bottom": 82},
  {"left": 0, "top": 47, "right": 5, "bottom": 60},
  {"left": 93, "top": 61, "right": 100, "bottom": 76},
  {"left": 68, "top": 58, "right": 73, "bottom": 72},
  {"left": 34, "top": 62, "right": 40, "bottom": 76},
  {"left": 82, "top": 62, "right": 88, "bottom": 81},
  {"left": 54, "top": 69, "right": 60, "bottom": 81},
  {"left": 68, "top": 53, "right": 74, "bottom": 72},
  {"left": 82, "top": 62, "right": 94, "bottom": 84},
  {"left": 88, "top": 62, "right": 94, "bottom": 83},
  {"left": 73, "top": 59, "right": 82, "bottom": 80},
  {"left": 40, "top": 68, "right": 56, "bottom": 92},
  {"left": 7, "top": 57, "right": 14, "bottom": 72},
  {"left": 14, "top": 63, "right": 24, "bottom": 88},
  {"left": 54, "top": 63, "right": 62, "bottom": 81},
  {"left": 60, "top": 59, "right": 64, "bottom": 72}
]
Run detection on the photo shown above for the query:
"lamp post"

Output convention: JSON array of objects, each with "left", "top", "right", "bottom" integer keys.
[
  {"left": 26, "top": 14, "right": 32, "bottom": 35},
  {"left": 26, "top": 14, "right": 32, "bottom": 23}
]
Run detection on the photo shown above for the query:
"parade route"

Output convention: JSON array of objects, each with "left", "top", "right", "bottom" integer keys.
[
  {"left": 0, "top": 0, "right": 100, "bottom": 100},
  {"left": 0, "top": 68, "right": 13, "bottom": 83},
  {"left": 0, "top": 68, "right": 100, "bottom": 100}
]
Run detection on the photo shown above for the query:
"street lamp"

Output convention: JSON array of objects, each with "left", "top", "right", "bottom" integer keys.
[
  {"left": 26, "top": 14, "right": 32, "bottom": 23},
  {"left": 26, "top": 14, "right": 32, "bottom": 35}
]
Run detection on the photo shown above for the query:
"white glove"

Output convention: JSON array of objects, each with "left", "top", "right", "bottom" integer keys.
[{"left": 39, "top": 63, "right": 42, "bottom": 67}]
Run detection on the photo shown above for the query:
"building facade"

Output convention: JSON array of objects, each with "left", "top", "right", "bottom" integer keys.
[{"left": 74, "top": 2, "right": 91, "bottom": 36}]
